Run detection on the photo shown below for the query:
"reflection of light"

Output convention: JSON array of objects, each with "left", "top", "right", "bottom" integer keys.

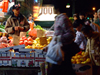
[
  {"left": 33, "top": 6, "right": 39, "bottom": 9},
  {"left": 35, "top": 0, "right": 38, "bottom": 2},
  {"left": 66, "top": 5, "right": 70, "bottom": 8},
  {"left": 34, "top": 13, "right": 38, "bottom": 17},
  {"left": 35, "top": 14, "right": 57, "bottom": 21}
]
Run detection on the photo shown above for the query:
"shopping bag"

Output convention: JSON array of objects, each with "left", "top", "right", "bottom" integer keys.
[
  {"left": 20, "top": 32, "right": 26, "bottom": 38},
  {"left": 46, "top": 35, "right": 63, "bottom": 63},
  {"left": 13, "top": 35, "right": 20, "bottom": 46}
]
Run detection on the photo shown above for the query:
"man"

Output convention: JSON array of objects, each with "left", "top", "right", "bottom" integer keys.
[
  {"left": 81, "top": 25, "right": 100, "bottom": 75},
  {"left": 95, "top": 9, "right": 100, "bottom": 26},
  {"left": 5, "top": 4, "right": 30, "bottom": 37},
  {"left": 92, "top": 12, "right": 98, "bottom": 23}
]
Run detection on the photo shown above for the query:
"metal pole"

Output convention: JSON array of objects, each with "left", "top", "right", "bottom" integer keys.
[{"left": 72, "top": 0, "right": 76, "bottom": 16}]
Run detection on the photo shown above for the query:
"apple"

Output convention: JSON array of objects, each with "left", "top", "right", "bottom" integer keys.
[
  {"left": 22, "top": 36, "right": 27, "bottom": 40},
  {"left": 24, "top": 40, "right": 28, "bottom": 46},
  {"left": 19, "top": 41, "right": 24, "bottom": 45},
  {"left": 28, "top": 41, "right": 33, "bottom": 45},
  {"left": 27, "top": 37, "right": 33, "bottom": 42}
]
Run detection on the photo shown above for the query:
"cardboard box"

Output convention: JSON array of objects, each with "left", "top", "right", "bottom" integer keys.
[
  {"left": 72, "top": 64, "right": 92, "bottom": 75},
  {"left": 37, "top": 29, "right": 45, "bottom": 37}
]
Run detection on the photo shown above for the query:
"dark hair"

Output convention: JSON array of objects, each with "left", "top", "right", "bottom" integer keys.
[
  {"left": 27, "top": 14, "right": 32, "bottom": 19},
  {"left": 79, "top": 12, "right": 85, "bottom": 16},
  {"left": 81, "top": 25, "right": 94, "bottom": 33},
  {"left": 73, "top": 19, "right": 83, "bottom": 28},
  {"left": 93, "top": 12, "right": 97, "bottom": 15},
  {"left": 51, "top": 0, "right": 67, "bottom": 13}
]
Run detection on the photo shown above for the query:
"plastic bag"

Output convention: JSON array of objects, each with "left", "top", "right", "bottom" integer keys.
[{"left": 46, "top": 36, "right": 63, "bottom": 64}]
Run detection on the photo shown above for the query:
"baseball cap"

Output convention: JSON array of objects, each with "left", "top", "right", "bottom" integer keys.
[{"left": 12, "top": 4, "right": 21, "bottom": 9}]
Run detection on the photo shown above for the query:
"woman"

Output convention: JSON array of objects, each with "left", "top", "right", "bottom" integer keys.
[{"left": 46, "top": 0, "right": 80, "bottom": 75}]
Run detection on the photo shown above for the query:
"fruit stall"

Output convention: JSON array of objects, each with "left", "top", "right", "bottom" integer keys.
[{"left": 0, "top": 24, "right": 93, "bottom": 75}]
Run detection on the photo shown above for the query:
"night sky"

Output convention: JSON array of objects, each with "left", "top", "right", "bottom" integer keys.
[{"left": 43, "top": 0, "right": 100, "bottom": 17}]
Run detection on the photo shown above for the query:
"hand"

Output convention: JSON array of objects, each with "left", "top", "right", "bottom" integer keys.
[
  {"left": 14, "top": 26, "right": 19, "bottom": 31},
  {"left": 43, "top": 46, "right": 48, "bottom": 52},
  {"left": 18, "top": 26, "right": 24, "bottom": 31}
]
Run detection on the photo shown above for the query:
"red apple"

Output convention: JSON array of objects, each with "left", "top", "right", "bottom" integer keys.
[
  {"left": 27, "top": 37, "right": 33, "bottom": 42},
  {"left": 24, "top": 40, "right": 28, "bottom": 46},
  {"left": 19, "top": 41, "right": 24, "bottom": 45},
  {"left": 28, "top": 41, "right": 33, "bottom": 45}
]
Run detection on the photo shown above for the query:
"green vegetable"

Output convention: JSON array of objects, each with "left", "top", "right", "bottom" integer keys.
[
  {"left": 0, "top": 25, "right": 5, "bottom": 29},
  {"left": 34, "top": 25, "right": 46, "bottom": 31},
  {"left": 0, "top": 28, "right": 6, "bottom": 32}
]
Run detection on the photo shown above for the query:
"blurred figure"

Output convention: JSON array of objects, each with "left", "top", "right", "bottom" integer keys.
[
  {"left": 73, "top": 13, "right": 78, "bottom": 21},
  {"left": 73, "top": 20, "right": 87, "bottom": 51},
  {"left": 85, "top": 20, "right": 100, "bottom": 32},
  {"left": 95, "top": 9, "right": 100, "bottom": 26},
  {"left": 79, "top": 12, "right": 85, "bottom": 20},
  {"left": 45, "top": 0, "right": 80, "bottom": 75},
  {"left": 93, "top": 12, "right": 98, "bottom": 23},
  {"left": 27, "top": 14, "right": 33, "bottom": 23},
  {"left": 79, "top": 12, "right": 86, "bottom": 25},
  {"left": 81, "top": 25, "right": 100, "bottom": 75}
]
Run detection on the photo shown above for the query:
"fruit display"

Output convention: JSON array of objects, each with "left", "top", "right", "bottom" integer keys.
[
  {"left": 25, "top": 37, "right": 52, "bottom": 50},
  {"left": 0, "top": 36, "right": 14, "bottom": 49},
  {"left": 19, "top": 36, "right": 33, "bottom": 46},
  {"left": 71, "top": 51, "right": 91, "bottom": 64}
]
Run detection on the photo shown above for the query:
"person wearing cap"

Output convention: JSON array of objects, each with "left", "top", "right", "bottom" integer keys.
[{"left": 5, "top": 4, "right": 30, "bottom": 37}]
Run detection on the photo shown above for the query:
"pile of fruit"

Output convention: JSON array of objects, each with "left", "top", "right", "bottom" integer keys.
[
  {"left": 25, "top": 37, "right": 52, "bottom": 50},
  {"left": 19, "top": 36, "right": 52, "bottom": 50},
  {"left": 71, "top": 51, "right": 91, "bottom": 64},
  {"left": 19, "top": 36, "right": 33, "bottom": 46}
]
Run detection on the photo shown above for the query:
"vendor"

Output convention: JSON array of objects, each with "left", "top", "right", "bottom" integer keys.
[{"left": 5, "top": 4, "right": 30, "bottom": 37}]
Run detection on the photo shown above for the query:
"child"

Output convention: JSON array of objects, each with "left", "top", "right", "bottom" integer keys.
[{"left": 73, "top": 20, "right": 87, "bottom": 51}]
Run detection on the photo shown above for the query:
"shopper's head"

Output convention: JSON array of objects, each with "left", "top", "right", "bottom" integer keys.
[
  {"left": 84, "top": 20, "right": 91, "bottom": 25},
  {"left": 93, "top": 12, "right": 98, "bottom": 19},
  {"left": 81, "top": 25, "right": 94, "bottom": 38},
  {"left": 28, "top": 14, "right": 33, "bottom": 21},
  {"left": 12, "top": 4, "right": 21, "bottom": 16},
  {"left": 52, "top": 0, "right": 67, "bottom": 14},
  {"left": 79, "top": 12, "right": 85, "bottom": 20},
  {"left": 97, "top": 9, "right": 100, "bottom": 19},
  {"left": 73, "top": 19, "right": 83, "bottom": 31},
  {"left": 73, "top": 14, "right": 78, "bottom": 21}
]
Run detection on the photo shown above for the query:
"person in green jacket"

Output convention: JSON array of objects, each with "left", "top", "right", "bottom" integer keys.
[{"left": 95, "top": 9, "right": 100, "bottom": 26}]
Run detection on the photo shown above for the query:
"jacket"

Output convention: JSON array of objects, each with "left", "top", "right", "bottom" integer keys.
[
  {"left": 85, "top": 32, "right": 100, "bottom": 66},
  {"left": 5, "top": 14, "right": 30, "bottom": 36},
  {"left": 54, "top": 13, "right": 75, "bottom": 45}
]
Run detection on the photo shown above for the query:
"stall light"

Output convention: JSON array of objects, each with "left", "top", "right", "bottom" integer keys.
[
  {"left": 92, "top": 7, "right": 96, "bottom": 11},
  {"left": 66, "top": 3, "right": 70, "bottom": 8}
]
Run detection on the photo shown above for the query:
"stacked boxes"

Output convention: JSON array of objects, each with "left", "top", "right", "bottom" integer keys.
[
  {"left": 72, "top": 64, "right": 92, "bottom": 75},
  {"left": 0, "top": 52, "right": 11, "bottom": 66},
  {"left": 12, "top": 52, "right": 35, "bottom": 67},
  {"left": 35, "top": 52, "right": 45, "bottom": 67}
]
